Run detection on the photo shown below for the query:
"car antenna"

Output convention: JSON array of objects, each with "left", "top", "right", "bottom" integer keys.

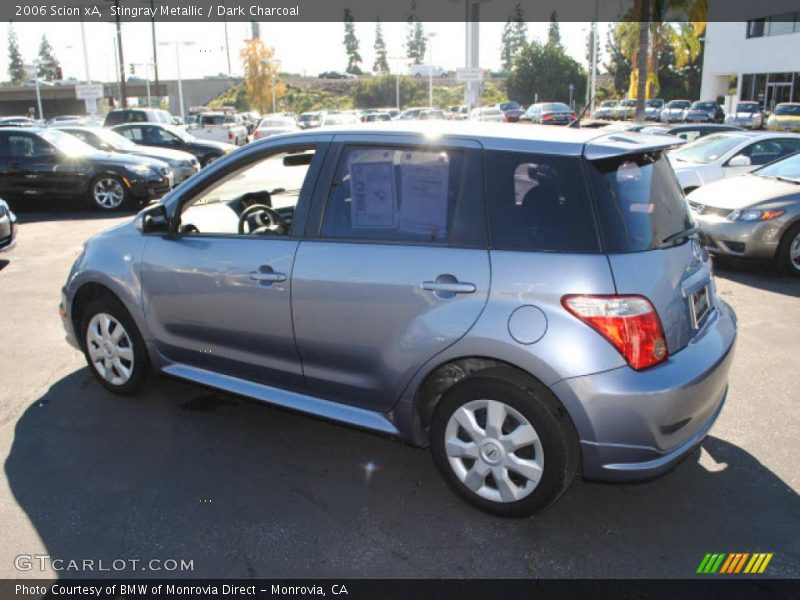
[{"left": 568, "top": 104, "right": 590, "bottom": 128}]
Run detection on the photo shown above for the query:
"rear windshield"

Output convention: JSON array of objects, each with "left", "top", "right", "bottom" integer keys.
[
  {"left": 588, "top": 152, "right": 692, "bottom": 253},
  {"left": 774, "top": 104, "right": 800, "bottom": 116},
  {"left": 104, "top": 110, "right": 146, "bottom": 126}
]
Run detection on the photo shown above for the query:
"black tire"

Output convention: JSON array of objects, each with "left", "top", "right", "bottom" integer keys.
[
  {"left": 777, "top": 222, "right": 800, "bottom": 277},
  {"left": 430, "top": 367, "right": 579, "bottom": 517},
  {"left": 86, "top": 174, "right": 131, "bottom": 211},
  {"left": 79, "top": 295, "right": 150, "bottom": 395}
]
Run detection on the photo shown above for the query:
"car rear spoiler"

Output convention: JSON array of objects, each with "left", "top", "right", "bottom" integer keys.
[{"left": 583, "top": 131, "right": 686, "bottom": 161}]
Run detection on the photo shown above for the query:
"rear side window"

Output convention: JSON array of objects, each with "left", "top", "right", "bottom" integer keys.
[
  {"left": 485, "top": 151, "right": 599, "bottom": 253},
  {"left": 321, "top": 145, "right": 482, "bottom": 246},
  {"left": 588, "top": 152, "right": 692, "bottom": 253}
]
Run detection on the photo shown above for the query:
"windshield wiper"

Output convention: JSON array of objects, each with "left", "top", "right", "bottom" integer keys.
[
  {"left": 767, "top": 175, "right": 800, "bottom": 185},
  {"left": 662, "top": 226, "right": 701, "bottom": 245}
]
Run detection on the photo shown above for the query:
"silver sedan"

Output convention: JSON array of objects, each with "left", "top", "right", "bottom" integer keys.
[{"left": 687, "top": 151, "right": 800, "bottom": 275}]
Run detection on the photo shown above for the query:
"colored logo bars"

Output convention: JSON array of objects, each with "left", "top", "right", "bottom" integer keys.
[{"left": 697, "top": 553, "right": 773, "bottom": 574}]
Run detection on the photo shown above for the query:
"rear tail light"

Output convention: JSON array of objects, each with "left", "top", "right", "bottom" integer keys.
[
  {"left": 570, "top": 113, "right": 577, "bottom": 120},
  {"left": 228, "top": 131, "right": 233, "bottom": 141},
  {"left": 253, "top": 131, "right": 261, "bottom": 139},
  {"left": 562, "top": 295, "right": 668, "bottom": 370},
  {"left": 542, "top": 114, "right": 554, "bottom": 121}
]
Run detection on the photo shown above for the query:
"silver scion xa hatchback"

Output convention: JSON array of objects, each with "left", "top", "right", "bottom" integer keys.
[{"left": 60, "top": 123, "right": 737, "bottom": 517}]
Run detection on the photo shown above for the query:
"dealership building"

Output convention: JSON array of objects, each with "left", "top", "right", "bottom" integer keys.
[{"left": 700, "top": 10, "right": 800, "bottom": 109}]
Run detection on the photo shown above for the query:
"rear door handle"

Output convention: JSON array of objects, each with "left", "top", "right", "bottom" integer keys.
[
  {"left": 422, "top": 281, "right": 476, "bottom": 294},
  {"left": 249, "top": 266, "right": 286, "bottom": 285}
]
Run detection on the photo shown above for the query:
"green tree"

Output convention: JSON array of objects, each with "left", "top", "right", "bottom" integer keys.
[
  {"left": 343, "top": 8, "right": 363, "bottom": 75},
  {"left": 507, "top": 40, "right": 586, "bottom": 106},
  {"left": 405, "top": 1, "right": 426, "bottom": 65},
  {"left": 500, "top": 3, "right": 527, "bottom": 71},
  {"left": 605, "top": 23, "right": 632, "bottom": 97},
  {"left": 36, "top": 35, "right": 60, "bottom": 81},
  {"left": 353, "top": 75, "right": 425, "bottom": 108},
  {"left": 7, "top": 25, "right": 25, "bottom": 85},
  {"left": 373, "top": 18, "right": 390, "bottom": 74},
  {"left": 547, "top": 12, "right": 561, "bottom": 48}
]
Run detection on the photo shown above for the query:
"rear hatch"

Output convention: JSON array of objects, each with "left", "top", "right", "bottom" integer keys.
[{"left": 584, "top": 139, "right": 713, "bottom": 354}]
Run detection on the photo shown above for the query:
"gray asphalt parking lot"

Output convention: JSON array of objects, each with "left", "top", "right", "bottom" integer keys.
[{"left": 0, "top": 207, "right": 798, "bottom": 579}]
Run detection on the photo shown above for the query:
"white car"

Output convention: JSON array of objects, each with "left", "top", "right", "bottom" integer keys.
[
  {"left": 187, "top": 112, "right": 249, "bottom": 146},
  {"left": 319, "top": 113, "right": 360, "bottom": 127},
  {"left": 253, "top": 116, "right": 299, "bottom": 140},
  {"left": 470, "top": 107, "right": 505, "bottom": 122},
  {"left": 409, "top": 65, "right": 447, "bottom": 78},
  {"left": 668, "top": 131, "right": 800, "bottom": 193}
]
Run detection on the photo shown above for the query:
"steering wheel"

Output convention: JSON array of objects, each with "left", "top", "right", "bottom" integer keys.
[{"left": 238, "top": 204, "right": 289, "bottom": 235}]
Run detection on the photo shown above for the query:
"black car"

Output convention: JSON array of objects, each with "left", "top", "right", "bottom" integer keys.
[
  {"left": 0, "top": 127, "right": 172, "bottom": 211},
  {"left": 683, "top": 101, "right": 725, "bottom": 124},
  {"left": 54, "top": 125, "right": 200, "bottom": 184},
  {"left": 0, "top": 197, "right": 17, "bottom": 252},
  {"left": 111, "top": 123, "right": 235, "bottom": 167}
]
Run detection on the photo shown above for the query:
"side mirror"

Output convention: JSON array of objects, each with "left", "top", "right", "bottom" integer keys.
[
  {"left": 134, "top": 203, "right": 170, "bottom": 234},
  {"left": 727, "top": 154, "right": 751, "bottom": 168}
]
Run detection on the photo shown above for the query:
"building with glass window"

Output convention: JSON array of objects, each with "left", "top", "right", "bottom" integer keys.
[{"left": 700, "top": 11, "right": 800, "bottom": 110}]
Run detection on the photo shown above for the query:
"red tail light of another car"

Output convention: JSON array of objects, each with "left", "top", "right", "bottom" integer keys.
[{"left": 562, "top": 295, "right": 668, "bottom": 370}]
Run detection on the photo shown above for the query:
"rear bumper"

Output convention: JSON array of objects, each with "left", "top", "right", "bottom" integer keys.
[{"left": 551, "top": 300, "right": 737, "bottom": 482}]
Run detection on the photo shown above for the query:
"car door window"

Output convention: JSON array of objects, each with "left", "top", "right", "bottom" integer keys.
[
  {"left": 739, "top": 140, "right": 800, "bottom": 166},
  {"left": 118, "top": 126, "right": 144, "bottom": 143},
  {"left": 179, "top": 147, "right": 317, "bottom": 236},
  {"left": 486, "top": 151, "right": 600, "bottom": 252},
  {"left": 320, "top": 145, "right": 469, "bottom": 245},
  {"left": 7, "top": 133, "right": 53, "bottom": 158}
]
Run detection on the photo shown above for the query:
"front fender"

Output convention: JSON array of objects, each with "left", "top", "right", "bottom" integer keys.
[{"left": 64, "top": 221, "right": 151, "bottom": 344}]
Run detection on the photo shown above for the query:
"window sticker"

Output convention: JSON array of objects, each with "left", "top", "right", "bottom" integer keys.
[
  {"left": 349, "top": 160, "right": 397, "bottom": 229},
  {"left": 398, "top": 153, "right": 449, "bottom": 239}
]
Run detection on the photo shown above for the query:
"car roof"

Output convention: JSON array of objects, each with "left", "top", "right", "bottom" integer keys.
[{"left": 266, "top": 121, "right": 683, "bottom": 158}]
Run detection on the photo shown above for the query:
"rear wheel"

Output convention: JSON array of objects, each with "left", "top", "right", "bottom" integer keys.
[
  {"left": 430, "top": 368, "right": 579, "bottom": 517},
  {"left": 87, "top": 175, "right": 129, "bottom": 211},
  {"left": 80, "top": 296, "right": 150, "bottom": 395},
  {"left": 778, "top": 222, "right": 800, "bottom": 277}
]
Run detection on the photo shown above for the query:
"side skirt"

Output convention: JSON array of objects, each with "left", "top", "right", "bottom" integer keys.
[{"left": 162, "top": 363, "right": 401, "bottom": 437}]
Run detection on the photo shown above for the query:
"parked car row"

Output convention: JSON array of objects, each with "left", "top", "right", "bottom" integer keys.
[{"left": 593, "top": 98, "right": 800, "bottom": 131}]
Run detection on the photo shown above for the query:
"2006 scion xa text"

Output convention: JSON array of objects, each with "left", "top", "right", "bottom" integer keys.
[{"left": 60, "top": 122, "right": 737, "bottom": 516}]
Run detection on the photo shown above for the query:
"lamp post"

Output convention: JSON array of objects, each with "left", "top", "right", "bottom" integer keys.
[
  {"left": 389, "top": 55, "right": 407, "bottom": 110},
  {"left": 427, "top": 32, "right": 436, "bottom": 109},
  {"left": 131, "top": 62, "right": 155, "bottom": 107},
  {"left": 32, "top": 61, "right": 44, "bottom": 120},
  {"left": 160, "top": 41, "right": 195, "bottom": 118}
]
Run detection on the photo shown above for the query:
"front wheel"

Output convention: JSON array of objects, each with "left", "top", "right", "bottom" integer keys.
[
  {"left": 87, "top": 175, "right": 129, "bottom": 211},
  {"left": 430, "top": 369, "right": 579, "bottom": 517},
  {"left": 80, "top": 296, "right": 150, "bottom": 395},
  {"left": 778, "top": 222, "right": 800, "bottom": 277}
]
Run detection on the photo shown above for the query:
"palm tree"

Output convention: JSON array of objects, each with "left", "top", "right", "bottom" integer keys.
[{"left": 619, "top": 0, "right": 706, "bottom": 119}]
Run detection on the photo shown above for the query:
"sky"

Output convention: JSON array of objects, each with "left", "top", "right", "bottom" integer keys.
[{"left": 2, "top": 20, "right": 610, "bottom": 82}]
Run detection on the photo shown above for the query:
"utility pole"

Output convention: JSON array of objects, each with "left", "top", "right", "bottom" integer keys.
[
  {"left": 464, "top": 2, "right": 480, "bottom": 112},
  {"left": 427, "top": 32, "right": 436, "bottom": 109},
  {"left": 150, "top": 0, "right": 160, "bottom": 101},
  {"left": 589, "top": 1, "right": 599, "bottom": 114},
  {"left": 114, "top": 0, "right": 127, "bottom": 107}
]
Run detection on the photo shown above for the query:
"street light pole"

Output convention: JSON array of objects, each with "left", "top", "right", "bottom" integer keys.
[
  {"left": 114, "top": 0, "right": 127, "bottom": 107},
  {"left": 427, "top": 32, "right": 436, "bottom": 109},
  {"left": 160, "top": 41, "right": 193, "bottom": 118}
]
